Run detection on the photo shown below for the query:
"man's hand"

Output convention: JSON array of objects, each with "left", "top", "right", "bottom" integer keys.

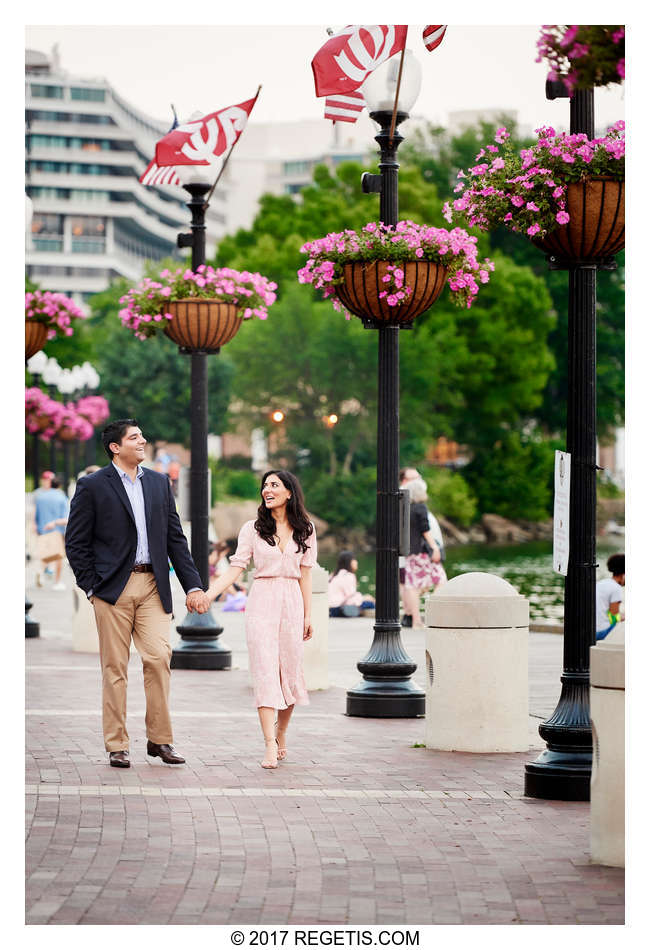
[{"left": 186, "top": 590, "right": 210, "bottom": 614}]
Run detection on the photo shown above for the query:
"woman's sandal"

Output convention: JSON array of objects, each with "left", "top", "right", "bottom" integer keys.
[
  {"left": 276, "top": 728, "right": 287, "bottom": 761},
  {"left": 261, "top": 737, "right": 278, "bottom": 769}
]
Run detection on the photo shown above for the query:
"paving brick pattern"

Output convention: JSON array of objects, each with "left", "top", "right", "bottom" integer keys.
[{"left": 25, "top": 560, "right": 624, "bottom": 926}]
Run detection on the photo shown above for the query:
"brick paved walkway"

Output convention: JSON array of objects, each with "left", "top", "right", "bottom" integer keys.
[{"left": 25, "top": 558, "right": 624, "bottom": 926}]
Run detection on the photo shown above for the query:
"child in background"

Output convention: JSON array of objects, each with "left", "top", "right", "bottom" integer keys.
[{"left": 595, "top": 553, "right": 625, "bottom": 640}]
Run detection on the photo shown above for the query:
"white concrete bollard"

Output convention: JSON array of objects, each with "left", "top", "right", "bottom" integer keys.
[
  {"left": 424, "top": 572, "right": 529, "bottom": 753},
  {"left": 590, "top": 625, "right": 625, "bottom": 867},
  {"left": 71, "top": 588, "right": 135, "bottom": 654},
  {"left": 303, "top": 563, "right": 329, "bottom": 691},
  {"left": 71, "top": 587, "right": 99, "bottom": 653}
]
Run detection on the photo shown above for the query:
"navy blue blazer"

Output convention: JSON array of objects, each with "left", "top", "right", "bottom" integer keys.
[{"left": 65, "top": 463, "right": 203, "bottom": 614}]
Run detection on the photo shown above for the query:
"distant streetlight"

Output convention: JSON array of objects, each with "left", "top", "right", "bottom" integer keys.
[
  {"left": 324, "top": 414, "right": 338, "bottom": 428},
  {"left": 271, "top": 410, "right": 285, "bottom": 424}
]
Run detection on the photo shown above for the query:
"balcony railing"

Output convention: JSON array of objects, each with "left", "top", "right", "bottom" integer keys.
[{"left": 32, "top": 237, "right": 63, "bottom": 252}]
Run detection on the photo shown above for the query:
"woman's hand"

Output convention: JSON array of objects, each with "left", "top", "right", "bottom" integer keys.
[
  {"left": 431, "top": 542, "right": 441, "bottom": 563},
  {"left": 303, "top": 618, "right": 313, "bottom": 641},
  {"left": 44, "top": 521, "right": 56, "bottom": 532}
]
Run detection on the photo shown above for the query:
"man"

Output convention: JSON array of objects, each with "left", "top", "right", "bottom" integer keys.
[
  {"left": 65, "top": 419, "right": 209, "bottom": 768},
  {"left": 34, "top": 470, "right": 68, "bottom": 590}
]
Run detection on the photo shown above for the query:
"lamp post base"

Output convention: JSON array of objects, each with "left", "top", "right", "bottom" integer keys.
[
  {"left": 171, "top": 609, "right": 231, "bottom": 670},
  {"left": 524, "top": 748, "right": 592, "bottom": 801},
  {"left": 346, "top": 677, "right": 425, "bottom": 718},
  {"left": 25, "top": 599, "right": 40, "bottom": 639}
]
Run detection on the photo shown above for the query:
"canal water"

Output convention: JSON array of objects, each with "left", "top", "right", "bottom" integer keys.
[{"left": 319, "top": 539, "right": 624, "bottom": 622}]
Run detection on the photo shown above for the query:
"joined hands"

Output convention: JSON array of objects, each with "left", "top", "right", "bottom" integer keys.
[{"left": 186, "top": 590, "right": 211, "bottom": 614}]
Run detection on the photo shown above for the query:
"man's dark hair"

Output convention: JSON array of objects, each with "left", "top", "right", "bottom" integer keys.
[
  {"left": 102, "top": 419, "right": 139, "bottom": 460},
  {"left": 607, "top": 553, "right": 625, "bottom": 576}
]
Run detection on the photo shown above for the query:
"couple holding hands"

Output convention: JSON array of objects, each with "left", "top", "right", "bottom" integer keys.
[{"left": 65, "top": 419, "right": 316, "bottom": 772}]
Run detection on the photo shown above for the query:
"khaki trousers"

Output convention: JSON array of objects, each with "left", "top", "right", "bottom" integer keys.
[{"left": 92, "top": 572, "right": 173, "bottom": 752}]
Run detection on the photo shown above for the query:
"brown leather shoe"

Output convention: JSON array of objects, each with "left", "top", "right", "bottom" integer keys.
[
  {"left": 147, "top": 741, "right": 185, "bottom": 764},
  {"left": 109, "top": 750, "right": 130, "bottom": 768}
]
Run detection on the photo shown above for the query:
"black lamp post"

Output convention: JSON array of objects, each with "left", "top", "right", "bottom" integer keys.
[
  {"left": 170, "top": 181, "right": 231, "bottom": 671},
  {"left": 345, "top": 51, "right": 425, "bottom": 718},
  {"left": 524, "top": 82, "right": 614, "bottom": 800}
]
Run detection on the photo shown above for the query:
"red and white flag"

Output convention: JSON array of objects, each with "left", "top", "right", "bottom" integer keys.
[
  {"left": 423, "top": 24, "right": 447, "bottom": 52},
  {"left": 154, "top": 94, "right": 259, "bottom": 167},
  {"left": 324, "top": 89, "right": 365, "bottom": 123},
  {"left": 312, "top": 25, "right": 408, "bottom": 97},
  {"left": 139, "top": 160, "right": 183, "bottom": 186}
]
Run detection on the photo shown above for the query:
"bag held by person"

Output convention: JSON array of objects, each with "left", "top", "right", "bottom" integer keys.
[{"left": 37, "top": 531, "right": 65, "bottom": 563}]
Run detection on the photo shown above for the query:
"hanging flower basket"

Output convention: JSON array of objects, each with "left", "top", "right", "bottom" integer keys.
[
  {"left": 119, "top": 265, "right": 277, "bottom": 344},
  {"left": 298, "top": 221, "right": 493, "bottom": 322},
  {"left": 531, "top": 177, "right": 624, "bottom": 263},
  {"left": 444, "top": 123, "right": 625, "bottom": 265},
  {"left": 536, "top": 26, "right": 625, "bottom": 95},
  {"left": 164, "top": 299, "right": 243, "bottom": 352},
  {"left": 58, "top": 426, "right": 78, "bottom": 441},
  {"left": 336, "top": 260, "right": 448, "bottom": 325},
  {"left": 25, "top": 320, "right": 48, "bottom": 360},
  {"left": 25, "top": 291, "right": 86, "bottom": 350}
]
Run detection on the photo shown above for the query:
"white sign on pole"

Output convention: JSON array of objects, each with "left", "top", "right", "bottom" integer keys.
[{"left": 553, "top": 450, "right": 571, "bottom": 575}]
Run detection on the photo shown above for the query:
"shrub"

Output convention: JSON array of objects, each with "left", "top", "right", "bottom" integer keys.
[
  {"left": 463, "top": 433, "right": 558, "bottom": 521},
  {"left": 303, "top": 468, "right": 377, "bottom": 533},
  {"left": 225, "top": 469, "right": 260, "bottom": 499},
  {"left": 419, "top": 466, "right": 478, "bottom": 526}
]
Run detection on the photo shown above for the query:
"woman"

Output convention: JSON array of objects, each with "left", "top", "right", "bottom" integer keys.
[
  {"left": 206, "top": 470, "right": 316, "bottom": 769},
  {"left": 402, "top": 478, "right": 447, "bottom": 628},
  {"left": 328, "top": 551, "right": 375, "bottom": 617}
]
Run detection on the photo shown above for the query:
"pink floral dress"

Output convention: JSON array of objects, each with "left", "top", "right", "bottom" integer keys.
[{"left": 230, "top": 519, "right": 317, "bottom": 709}]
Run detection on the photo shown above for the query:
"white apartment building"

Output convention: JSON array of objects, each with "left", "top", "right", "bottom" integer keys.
[{"left": 25, "top": 47, "right": 226, "bottom": 304}]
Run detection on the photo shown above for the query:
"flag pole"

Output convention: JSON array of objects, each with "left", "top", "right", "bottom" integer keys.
[
  {"left": 388, "top": 28, "right": 408, "bottom": 147},
  {"left": 205, "top": 85, "right": 262, "bottom": 206}
]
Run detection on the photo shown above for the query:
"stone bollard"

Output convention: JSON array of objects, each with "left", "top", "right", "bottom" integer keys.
[
  {"left": 303, "top": 563, "right": 329, "bottom": 691},
  {"left": 71, "top": 587, "right": 99, "bottom": 653},
  {"left": 424, "top": 572, "right": 529, "bottom": 752},
  {"left": 70, "top": 589, "right": 135, "bottom": 654},
  {"left": 590, "top": 623, "right": 625, "bottom": 867}
]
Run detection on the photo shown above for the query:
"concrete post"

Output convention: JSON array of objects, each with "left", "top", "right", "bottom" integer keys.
[
  {"left": 71, "top": 587, "right": 99, "bottom": 653},
  {"left": 590, "top": 623, "right": 625, "bottom": 867},
  {"left": 424, "top": 572, "right": 529, "bottom": 752},
  {"left": 71, "top": 589, "right": 134, "bottom": 654},
  {"left": 303, "top": 563, "right": 329, "bottom": 691}
]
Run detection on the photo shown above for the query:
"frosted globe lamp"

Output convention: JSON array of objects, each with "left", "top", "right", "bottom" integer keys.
[{"left": 361, "top": 49, "right": 422, "bottom": 117}]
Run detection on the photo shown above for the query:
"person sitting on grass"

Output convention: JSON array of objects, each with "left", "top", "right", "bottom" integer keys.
[{"left": 328, "top": 551, "right": 375, "bottom": 617}]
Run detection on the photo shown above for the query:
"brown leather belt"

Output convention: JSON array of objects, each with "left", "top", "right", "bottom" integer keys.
[{"left": 132, "top": 563, "right": 153, "bottom": 573}]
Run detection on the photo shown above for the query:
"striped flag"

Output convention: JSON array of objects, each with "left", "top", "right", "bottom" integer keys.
[
  {"left": 139, "top": 108, "right": 183, "bottom": 187},
  {"left": 312, "top": 25, "right": 408, "bottom": 96},
  {"left": 139, "top": 160, "right": 183, "bottom": 186},
  {"left": 324, "top": 89, "right": 365, "bottom": 123},
  {"left": 423, "top": 25, "right": 447, "bottom": 52}
]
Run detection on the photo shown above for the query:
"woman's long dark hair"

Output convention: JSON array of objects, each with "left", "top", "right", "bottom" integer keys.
[
  {"left": 254, "top": 470, "right": 313, "bottom": 553},
  {"left": 333, "top": 551, "right": 356, "bottom": 577}
]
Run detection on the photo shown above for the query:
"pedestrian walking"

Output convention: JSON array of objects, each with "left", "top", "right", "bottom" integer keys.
[
  {"left": 596, "top": 553, "right": 625, "bottom": 640},
  {"left": 205, "top": 470, "right": 316, "bottom": 769},
  {"left": 34, "top": 470, "right": 68, "bottom": 590},
  {"left": 402, "top": 478, "right": 447, "bottom": 628},
  {"left": 65, "top": 419, "right": 209, "bottom": 769}
]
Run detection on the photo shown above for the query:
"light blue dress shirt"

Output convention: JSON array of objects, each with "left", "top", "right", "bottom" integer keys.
[{"left": 113, "top": 462, "right": 150, "bottom": 563}]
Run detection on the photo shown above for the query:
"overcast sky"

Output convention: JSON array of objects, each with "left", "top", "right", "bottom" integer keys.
[{"left": 25, "top": 20, "right": 625, "bottom": 133}]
